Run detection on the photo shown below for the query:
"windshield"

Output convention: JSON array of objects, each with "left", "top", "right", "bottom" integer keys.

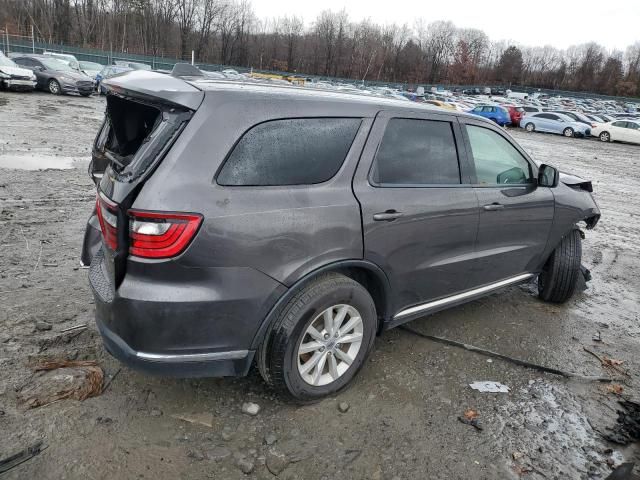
[
  {"left": 80, "top": 61, "right": 102, "bottom": 70},
  {"left": 41, "top": 58, "right": 75, "bottom": 72},
  {"left": 0, "top": 56, "right": 17, "bottom": 68}
]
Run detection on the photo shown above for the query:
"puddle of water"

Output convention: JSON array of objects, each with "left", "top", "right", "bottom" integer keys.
[
  {"left": 494, "top": 380, "right": 624, "bottom": 478},
  {"left": 0, "top": 154, "right": 87, "bottom": 170}
]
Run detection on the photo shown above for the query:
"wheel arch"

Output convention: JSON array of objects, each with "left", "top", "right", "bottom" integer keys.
[{"left": 249, "top": 259, "right": 392, "bottom": 350}]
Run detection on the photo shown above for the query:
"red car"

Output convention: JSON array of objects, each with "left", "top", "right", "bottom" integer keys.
[{"left": 504, "top": 105, "right": 525, "bottom": 125}]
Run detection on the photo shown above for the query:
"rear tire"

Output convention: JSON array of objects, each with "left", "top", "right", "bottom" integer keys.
[
  {"left": 599, "top": 131, "right": 611, "bottom": 142},
  {"left": 48, "top": 79, "right": 61, "bottom": 95},
  {"left": 258, "top": 273, "right": 377, "bottom": 402},
  {"left": 563, "top": 127, "right": 574, "bottom": 137},
  {"left": 538, "top": 229, "right": 582, "bottom": 303},
  {"left": 525, "top": 123, "right": 535, "bottom": 132}
]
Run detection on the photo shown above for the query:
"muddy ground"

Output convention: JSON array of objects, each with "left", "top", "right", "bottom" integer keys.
[{"left": 0, "top": 90, "right": 638, "bottom": 479}]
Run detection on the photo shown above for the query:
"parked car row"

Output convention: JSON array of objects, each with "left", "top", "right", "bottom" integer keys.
[
  {"left": 0, "top": 51, "right": 160, "bottom": 96},
  {"left": 3, "top": 49, "right": 639, "bottom": 147}
]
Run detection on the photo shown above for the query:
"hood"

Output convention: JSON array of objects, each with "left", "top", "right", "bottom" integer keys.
[
  {"left": 56, "top": 70, "right": 92, "bottom": 81},
  {"left": 559, "top": 172, "right": 593, "bottom": 192},
  {"left": 568, "top": 121, "right": 589, "bottom": 131},
  {"left": 0, "top": 64, "right": 35, "bottom": 78}
]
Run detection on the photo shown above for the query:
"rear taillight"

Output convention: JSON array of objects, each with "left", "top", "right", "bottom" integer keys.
[
  {"left": 128, "top": 210, "right": 202, "bottom": 259},
  {"left": 96, "top": 192, "right": 118, "bottom": 250}
]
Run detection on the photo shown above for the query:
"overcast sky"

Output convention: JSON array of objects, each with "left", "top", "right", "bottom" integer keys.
[{"left": 252, "top": 0, "right": 639, "bottom": 51}]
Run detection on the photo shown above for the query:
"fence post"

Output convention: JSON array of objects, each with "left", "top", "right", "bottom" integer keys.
[
  {"left": 31, "top": 24, "right": 35, "bottom": 53},
  {"left": 5, "top": 25, "right": 9, "bottom": 54},
  {"left": 191, "top": 50, "right": 194, "bottom": 65}
]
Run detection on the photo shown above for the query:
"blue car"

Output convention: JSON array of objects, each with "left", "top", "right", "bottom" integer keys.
[
  {"left": 520, "top": 112, "right": 591, "bottom": 138},
  {"left": 96, "top": 65, "right": 133, "bottom": 94},
  {"left": 468, "top": 105, "right": 511, "bottom": 126}
]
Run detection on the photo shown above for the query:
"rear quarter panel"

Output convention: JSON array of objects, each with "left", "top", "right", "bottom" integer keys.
[{"left": 132, "top": 92, "right": 373, "bottom": 286}]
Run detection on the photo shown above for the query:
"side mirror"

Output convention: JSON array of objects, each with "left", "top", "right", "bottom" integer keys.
[{"left": 538, "top": 164, "right": 559, "bottom": 188}]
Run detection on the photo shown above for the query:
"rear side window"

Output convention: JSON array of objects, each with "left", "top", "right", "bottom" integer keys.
[
  {"left": 217, "top": 118, "right": 361, "bottom": 186},
  {"left": 370, "top": 118, "right": 461, "bottom": 186}
]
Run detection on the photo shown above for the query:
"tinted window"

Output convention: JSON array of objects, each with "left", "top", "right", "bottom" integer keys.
[
  {"left": 612, "top": 121, "right": 627, "bottom": 127},
  {"left": 217, "top": 118, "right": 360, "bottom": 186},
  {"left": 14, "top": 58, "right": 34, "bottom": 67},
  {"left": 466, "top": 125, "right": 533, "bottom": 185},
  {"left": 371, "top": 118, "right": 460, "bottom": 185}
]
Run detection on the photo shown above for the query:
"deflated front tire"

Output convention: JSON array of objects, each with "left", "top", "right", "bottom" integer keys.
[{"left": 538, "top": 229, "right": 582, "bottom": 303}]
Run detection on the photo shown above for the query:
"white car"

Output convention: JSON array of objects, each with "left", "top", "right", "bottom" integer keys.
[
  {"left": 592, "top": 120, "right": 640, "bottom": 145},
  {"left": 0, "top": 52, "right": 37, "bottom": 91}
]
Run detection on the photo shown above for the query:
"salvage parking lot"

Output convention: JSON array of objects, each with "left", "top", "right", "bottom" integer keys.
[{"left": 0, "top": 91, "right": 639, "bottom": 479}]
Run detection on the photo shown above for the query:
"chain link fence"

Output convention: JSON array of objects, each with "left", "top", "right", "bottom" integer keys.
[{"left": 1, "top": 29, "right": 638, "bottom": 103}]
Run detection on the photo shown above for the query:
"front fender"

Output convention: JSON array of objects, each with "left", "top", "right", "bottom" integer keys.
[{"left": 538, "top": 181, "right": 600, "bottom": 268}]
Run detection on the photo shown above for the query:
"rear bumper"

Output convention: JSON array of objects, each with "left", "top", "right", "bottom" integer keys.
[
  {"left": 88, "top": 247, "right": 286, "bottom": 377},
  {"left": 96, "top": 315, "right": 255, "bottom": 377}
]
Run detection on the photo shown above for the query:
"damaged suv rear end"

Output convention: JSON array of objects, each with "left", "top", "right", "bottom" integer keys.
[{"left": 84, "top": 72, "right": 261, "bottom": 376}]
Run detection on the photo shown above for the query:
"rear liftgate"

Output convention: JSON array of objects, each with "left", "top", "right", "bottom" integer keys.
[{"left": 90, "top": 74, "right": 204, "bottom": 288}]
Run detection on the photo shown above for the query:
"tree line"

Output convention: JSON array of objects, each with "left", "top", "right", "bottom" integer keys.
[{"left": 2, "top": 0, "right": 640, "bottom": 97}]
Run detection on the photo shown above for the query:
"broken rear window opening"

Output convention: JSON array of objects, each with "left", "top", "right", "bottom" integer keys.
[
  {"left": 105, "top": 95, "right": 161, "bottom": 162},
  {"left": 95, "top": 95, "right": 192, "bottom": 182}
]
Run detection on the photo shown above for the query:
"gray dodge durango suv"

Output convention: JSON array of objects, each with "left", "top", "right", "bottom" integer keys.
[{"left": 83, "top": 71, "right": 600, "bottom": 401}]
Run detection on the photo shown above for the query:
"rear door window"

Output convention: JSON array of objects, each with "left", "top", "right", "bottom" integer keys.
[
  {"left": 217, "top": 118, "right": 361, "bottom": 186},
  {"left": 370, "top": 118, "right": 461, "bottom": 186},
  {"left": 466, "top": 125, "right": 533, "bottom": 185}
]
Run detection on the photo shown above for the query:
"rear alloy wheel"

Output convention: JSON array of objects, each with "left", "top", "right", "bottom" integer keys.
[
  {"left": 525, "top": 123, "right": 535, "bottom": 132},
  {"left": 599, "top": 131, "right": 610, "bottom": 142},
  {"left": 258, "top": 273, "right": 377, "bottom": 402},
  {"left": 48, "top": 79, "right": 61, "bottom": 95},
  {"left": 297, "top": 305, "right": 364, "bottom": 386},
  {"left": 538, "top": 229, "right": 582, "bottom": 303},
  {"left": 563, "top": 127, "right": 574, "bottom": 137}
]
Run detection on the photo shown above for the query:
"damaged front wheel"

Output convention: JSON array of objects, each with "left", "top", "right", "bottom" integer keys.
[{"left": 538, "top": 229, "right": 582, "bottom": 303}]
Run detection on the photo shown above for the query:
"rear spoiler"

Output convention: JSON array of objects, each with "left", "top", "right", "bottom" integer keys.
[{"left": 102, "top": 70, "right": 204, "bottom": 111}]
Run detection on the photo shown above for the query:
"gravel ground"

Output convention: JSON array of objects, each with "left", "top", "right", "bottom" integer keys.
[{"left": 0, "top": 90, "right": 639, "bottom": 479}]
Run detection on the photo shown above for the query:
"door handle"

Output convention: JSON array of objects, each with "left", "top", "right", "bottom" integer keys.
[
  {"left": 483, "top": 203, "right": 505, "bottom": 211},
  {"left": 373, "top": 210, "right": 404, "bottom": 221}
]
